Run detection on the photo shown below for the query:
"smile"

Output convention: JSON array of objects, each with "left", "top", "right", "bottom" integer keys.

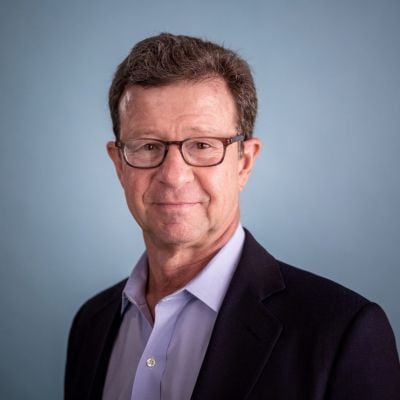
[
  {"left": 152, "top": 202, "right": 200, "bottom": 210},
  {"left": 153, "top": 202, "right": 199, "bottom": 206}
]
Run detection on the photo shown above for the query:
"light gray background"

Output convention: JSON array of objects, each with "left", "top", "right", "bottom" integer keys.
[{"left": 1, "top": 0, "right": 399, "bottom": 398}]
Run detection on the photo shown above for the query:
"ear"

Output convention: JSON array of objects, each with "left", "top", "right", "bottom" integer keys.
[
  {"left": 238, "top": 138, "right": 261, "bottom": 191},
  {"left": 106, "top": 141, "right": 125, "bottom": 184}
]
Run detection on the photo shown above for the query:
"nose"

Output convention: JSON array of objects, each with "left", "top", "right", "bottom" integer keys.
[{"left": 155, "top": 144, "right": 194, "bottom": 187}]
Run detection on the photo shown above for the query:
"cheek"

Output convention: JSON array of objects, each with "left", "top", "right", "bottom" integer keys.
[
  {"left": 205, "top": 166, "right": 240, "bottom": 206},
  {"left": 120, "top": 170, "right": 147, "bottom": 208}
]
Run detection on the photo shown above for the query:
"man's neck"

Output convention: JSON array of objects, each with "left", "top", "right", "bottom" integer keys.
[{"left": 143, "top": 220, "right": 239, "bottom": 318}]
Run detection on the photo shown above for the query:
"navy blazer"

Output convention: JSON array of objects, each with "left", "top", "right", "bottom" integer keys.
[{"left": 65, "top": 230, "right": 400, "bottom": 399}]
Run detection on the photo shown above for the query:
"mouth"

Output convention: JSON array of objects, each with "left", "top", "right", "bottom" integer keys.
[
  {"left": 151, "top": 201, "right": 201, "bottom": 211},
  {"left": 153, "top": 202, "right": 199, "bottom": 207}
]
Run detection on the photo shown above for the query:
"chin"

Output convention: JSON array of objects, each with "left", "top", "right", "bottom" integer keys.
[{"left": 151, "top": 223, "right": 208, "bottom": 247}]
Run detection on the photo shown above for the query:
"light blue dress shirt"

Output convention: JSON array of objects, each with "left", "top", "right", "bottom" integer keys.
[{"left": 102, "top": 225, "right": 245, "bottom": 400}]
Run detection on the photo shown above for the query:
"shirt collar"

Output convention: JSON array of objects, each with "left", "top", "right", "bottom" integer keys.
[
  {"left": 121, "top": 252, "right": 148, "bottom": 313},
  {"left": 184, "top": 224, "right": 245, "bottom": 312},
  {"left": 121, "top": 224, "right": 245, "bottom": 314}
]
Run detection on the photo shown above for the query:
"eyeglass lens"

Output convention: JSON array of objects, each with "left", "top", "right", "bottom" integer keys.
[{"left": 124, "top": 137, "right": 227, "bottom": 167}]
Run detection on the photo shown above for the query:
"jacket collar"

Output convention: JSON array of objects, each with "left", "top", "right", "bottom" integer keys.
[{"left": 191, "top": 229, "right": 286, "bottom": 399}]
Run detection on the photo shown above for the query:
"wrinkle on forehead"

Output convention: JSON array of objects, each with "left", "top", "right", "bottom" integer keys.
[
  {"left": 118, "top": 78, "right": 236, "bottom": 117},
  {"left": 118, "top": 79, "right": 239, "bottom": 141}
]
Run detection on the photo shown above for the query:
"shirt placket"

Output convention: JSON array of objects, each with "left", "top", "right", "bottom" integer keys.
[{"left": 130, "top": 291, "right": 190, "bottom": 400}]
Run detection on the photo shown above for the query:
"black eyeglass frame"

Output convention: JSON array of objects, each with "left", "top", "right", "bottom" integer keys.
[{"left": 115, "top": 134, "right": 246, "bottom": 169}]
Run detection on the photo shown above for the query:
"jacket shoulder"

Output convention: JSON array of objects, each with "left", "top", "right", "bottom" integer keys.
[
  {"left": 243, "top": 229, "right": 370, "bottom": 315},
  {"left": 73, "top": 278, "right": 128, "bottom": 322},
  {"left": 278, "top": 261, "right": 369, "bottom": 310}
]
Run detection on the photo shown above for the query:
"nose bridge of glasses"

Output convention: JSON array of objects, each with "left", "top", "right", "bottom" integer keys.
[
  {"left": 156, "top": 140, "right": 195, "bottom": 185},
  {"left": 165, "top": 140, "right": 185, "bottom": 149},
  {"left": 163, "top": 139, "right": 189, "bottom": 164}
]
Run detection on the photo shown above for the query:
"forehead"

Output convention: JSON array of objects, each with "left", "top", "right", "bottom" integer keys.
[{"left": 118, "top": 79, "right": 238, "bottom": 138}]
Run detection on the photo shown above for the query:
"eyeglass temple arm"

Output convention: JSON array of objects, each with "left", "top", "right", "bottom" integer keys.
[{"left": 227, "top": 134, "right": 245, "bottom": 144}]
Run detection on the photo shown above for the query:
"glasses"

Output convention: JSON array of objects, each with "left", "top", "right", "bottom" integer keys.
[{"left": 115, "top": 134, "right": 245, "bottom": 169}]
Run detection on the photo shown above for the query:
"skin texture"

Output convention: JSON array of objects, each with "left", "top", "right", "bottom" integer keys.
[{"left": 107, "top": 78, "right": 260, "bottom": 315}]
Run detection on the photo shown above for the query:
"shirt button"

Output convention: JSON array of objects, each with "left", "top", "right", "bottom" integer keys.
[{"left": 146, "top": 357, "right": 156, "bottom": 368}]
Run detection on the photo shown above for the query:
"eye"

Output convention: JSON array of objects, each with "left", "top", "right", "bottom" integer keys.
[
  {"left": 195, "top": 141, "right": 211, "bottom": 150},
  {"left": 125, "top": 140, "right": 164, "bottom": 154},
  {"left": 138, "top": 141, "right": 164, "bottom": 152},
  {"left": 187, "top": 139, "right": 217, "bottom": 150},
  {"left": 144, "top": 143, "right": 156, "bottom": 151}
]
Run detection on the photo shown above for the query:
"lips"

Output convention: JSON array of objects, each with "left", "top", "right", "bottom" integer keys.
[
  {"left": 148, "top": 196, "right": 207, "bottom": 205},
  {"left": 153, "top": 202, "right": 199, "bottom": 206},
  {"left": 145, "top": 191, "right": 209, "bottom": 206},
  {"left": 152, "top": 202, "right": 200, "bottom": 210}
]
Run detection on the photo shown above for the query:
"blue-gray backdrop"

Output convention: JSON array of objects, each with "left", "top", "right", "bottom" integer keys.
[{"left": 1, "top": 0, "right": 399, "bottom": 398}]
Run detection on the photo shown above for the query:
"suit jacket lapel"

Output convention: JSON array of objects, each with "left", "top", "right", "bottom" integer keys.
[{"left": 192, "top": 230, "right": 285, "bottom": 400}]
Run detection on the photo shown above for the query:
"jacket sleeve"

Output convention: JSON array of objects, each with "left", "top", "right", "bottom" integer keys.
[{"left": 327, "top": 302, "right": 400, "bottom": 400}]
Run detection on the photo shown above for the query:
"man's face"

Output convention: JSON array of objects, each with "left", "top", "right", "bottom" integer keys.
[{"left": 107, "top": 78, "right": 260, "bottom": 250}]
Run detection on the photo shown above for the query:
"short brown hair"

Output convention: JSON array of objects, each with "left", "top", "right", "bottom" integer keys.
[{"left": 109, "top": 33, "right": 258, "bottom": 140}]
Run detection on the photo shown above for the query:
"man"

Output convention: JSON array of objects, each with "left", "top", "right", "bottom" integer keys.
[{"left": 65, "top": 33, "right": 400, "bottom": 400}]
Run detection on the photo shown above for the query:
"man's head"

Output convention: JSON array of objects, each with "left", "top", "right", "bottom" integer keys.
[
  {"left": 109, "top": 33, "right": 258, "bottom": 140},
  {"left": 107, "top": 34, "right": 261, "bottom": 252}
]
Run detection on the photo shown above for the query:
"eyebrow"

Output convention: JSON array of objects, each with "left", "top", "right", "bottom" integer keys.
[{"left": 127, "top": 126, "right": 224, "bottom": 138}]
